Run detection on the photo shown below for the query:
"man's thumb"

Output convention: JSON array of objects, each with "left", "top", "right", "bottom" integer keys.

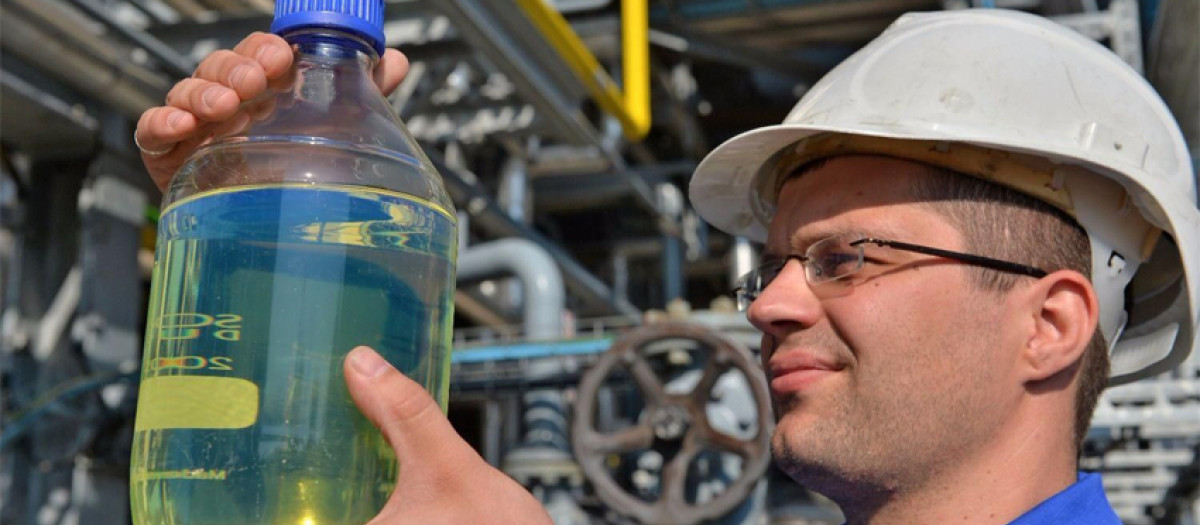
[{"left": 343, "top": 346, "right": 462, "bottom": 462}]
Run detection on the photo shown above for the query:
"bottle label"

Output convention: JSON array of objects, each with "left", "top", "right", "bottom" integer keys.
[{"left": 134, "top": 376, "right": 260, "bottom": 431}]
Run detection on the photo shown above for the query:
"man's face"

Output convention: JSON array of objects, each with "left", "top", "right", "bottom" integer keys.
[{"left": 747, "top": 156, "right": 1024, "bottom": 498}]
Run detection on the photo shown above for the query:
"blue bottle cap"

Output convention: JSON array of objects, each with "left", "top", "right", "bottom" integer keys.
[{"left": 271, "top": 0, "right": 386, "bottom": 55}]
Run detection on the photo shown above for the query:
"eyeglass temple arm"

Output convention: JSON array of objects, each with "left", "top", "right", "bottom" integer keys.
[{"left": 855, "top": 238, "right": 1048, "bottom": 278}]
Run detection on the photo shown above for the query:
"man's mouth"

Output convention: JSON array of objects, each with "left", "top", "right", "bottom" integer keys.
[{"left": 768, "top": 354, "right": 843, "bottom": 396}]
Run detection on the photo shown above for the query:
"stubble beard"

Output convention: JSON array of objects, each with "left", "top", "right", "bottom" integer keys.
[
  {"left": 766, "top": 326, "right": 985, "bottom": 512},
  {"left": 771, "top": 386, "right": 906, "bottom": 510}
]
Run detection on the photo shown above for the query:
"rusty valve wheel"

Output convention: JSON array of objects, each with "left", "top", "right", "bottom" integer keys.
[{"left": 572, "top": 323, "right": 773, "bottom": 524}]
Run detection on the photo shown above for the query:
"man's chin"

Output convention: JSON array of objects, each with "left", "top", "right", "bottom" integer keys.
[
  {"left": 772, "top": 443, "right": 878, "bottom": 506},
  {"left": 772, "top": 422, "right": 864, "bottom": 488},
  {"left": 772, "top": 404, "right": 821, "bottom": 436},
  {"left": 772, "top": 446, "right": 842, "bottom": 497},
  {"left": 772, "top": 431, "right": 902, "bottom": 512},
  {"left": 770, "top": 425, "right": 824, "bottom": 480}
]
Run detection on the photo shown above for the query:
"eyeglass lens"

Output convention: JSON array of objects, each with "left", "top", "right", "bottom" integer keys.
[{"left": 735, "top": 237, "right": 866, "bottom": 310}]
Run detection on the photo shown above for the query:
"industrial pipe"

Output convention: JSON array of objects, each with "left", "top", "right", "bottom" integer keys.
[
  {"left": 436, "top": 0, "right": 678, "bottom": 239},
  {"left": 7, "top": 0, "right": 172, "bottom": 91},
  {"left": 0, "top": 4, "right": 166, "bottom": 119},
  {"left": 157, "top": 0, "right": 210, "bottom": 19},
  {"left": 64, "top": 0, "right": 196, "bottom": 78},
  {"left": 430, "top": 151, "right": 641, "bottom": 319},
  {"left": 729, "top": 236, "right": 758, "bottom": 290},
  {"left": 495, "top": 155, "right": 532, "bottom": 313},
  {"left": 457, "top": 239, "right": 565, "bottom": 340},
  {"left": 622, "top": 0, "right": 651, "bottom": 137},
  {"left": 513, "top": 0, "right": 651, "bottom": 139}
]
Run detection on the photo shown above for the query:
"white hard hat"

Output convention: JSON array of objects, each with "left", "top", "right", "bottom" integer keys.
[{"left": 689, "top": 9, "right": 1199, "bottom": 385}]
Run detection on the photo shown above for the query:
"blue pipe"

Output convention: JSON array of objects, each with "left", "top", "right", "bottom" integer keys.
[{"left": 452, "top": 337, "right": 614, "bottom": 364}]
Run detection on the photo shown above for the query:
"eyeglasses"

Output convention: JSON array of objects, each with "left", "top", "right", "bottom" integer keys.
[{"left": 732, "top": 236, "right": 1048, "bottom": 311}]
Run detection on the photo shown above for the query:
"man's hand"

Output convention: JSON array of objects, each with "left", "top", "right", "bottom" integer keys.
[
  {"left": 344, "top": 347, "right": 554, "bottom": 525},
  {"left": 135, "top": 32, "right": 410, "bottom": 192}
]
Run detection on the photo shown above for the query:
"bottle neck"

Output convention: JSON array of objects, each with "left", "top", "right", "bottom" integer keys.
[{"left": 281, "top": 28, "right": 379, "bottom": 68}]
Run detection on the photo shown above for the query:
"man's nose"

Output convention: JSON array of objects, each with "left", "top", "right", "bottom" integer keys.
[{"left": 746, "top": 260, "right": 824, "bottom": 338}]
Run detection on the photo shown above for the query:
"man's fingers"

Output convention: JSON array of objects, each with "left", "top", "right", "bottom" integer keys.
[
  {"left": 346, "top": 346, "right": 556, "bottom": 525},
  {"left": 165, "top": 78, "right": 241, "bottom": 121},
  {"left": 344, "top": 347, "right": 468, "bottom": 462},
  {"left": 232, "top": 32, "right": 294, "bottom": 80},
  {"left": 136, "top": 107, "right": 197, "bottom": 191},
  {"left": 137, "top": 106, "right": 196, "bottom": 149},
  {"left": 374, "top": 49, "right": 410, "bottom": 96},
  {"left": 192, "top": 50, "right": 270, "bottom": 101},
  {"left": 136, "top": 105, "right": 219, "bottom": 189},
  {"left": 136, "top": 32, "right": 292, "bottom": 190}
]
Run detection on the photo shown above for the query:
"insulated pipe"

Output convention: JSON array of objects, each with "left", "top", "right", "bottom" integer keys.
[
  {"left": 729, "top": 236, "right": 758, "bottom": 289},
  {"left": 33, "top": 267, "right": 81, "bottom": 362},
  {"left": 496, "top": 156, "right": 531, "bottom": 312},
  {"left": 0, "top": 5, "right": 165, "bottom": 119},
  {"left": 8, "top": 0, "right": 171, "bottom": 91},
  {"left": 457, "top": 239, "right": 565, "bottom": 340},
  {"left": 498, "top": 156, "right": 531, "bottom": 225},
  {"left": 658, "top": 183, "right": 685, "bottom": 305}
]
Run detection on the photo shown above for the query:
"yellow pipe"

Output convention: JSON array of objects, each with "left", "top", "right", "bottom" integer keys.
[
  {"left": 622, "top": 0, "right": 650, "bottom": 139},
  {"left": 514, "top": 0, "right": 651, "bottom": 140}
]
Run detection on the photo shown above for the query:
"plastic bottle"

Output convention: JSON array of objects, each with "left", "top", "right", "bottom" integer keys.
[{"left": 129, "top": 2, "right": 456, "bottom": 523}]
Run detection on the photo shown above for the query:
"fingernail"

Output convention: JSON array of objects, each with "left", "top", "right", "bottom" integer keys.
[
  {"left": 256, "top": 46, "right": 282, "bottom": 66},
  {"left": 202, "top": 87, "right": 224, "bottom": 108},
  {"left": 349, "top": 347, "right": 391, "bottom": 378},
  {"left": 229, "top": 65, "right": 251, "bottom": 86},
  {"left": 167, "top": 111, "right": 184, "bottom": 129}
]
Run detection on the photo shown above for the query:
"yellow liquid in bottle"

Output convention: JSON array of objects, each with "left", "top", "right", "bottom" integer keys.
[{"left": 131, "top": 183, "right": 455, "bottom": 524}]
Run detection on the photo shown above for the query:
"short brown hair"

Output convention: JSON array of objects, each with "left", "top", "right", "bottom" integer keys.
[{"left": 910, "top": 164, "right": 1109, "bottom": 452}]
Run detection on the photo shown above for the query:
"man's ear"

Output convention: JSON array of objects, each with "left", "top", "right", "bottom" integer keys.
[{"left": 1018, "top": 270, "right": 1100, "bottom": 382}]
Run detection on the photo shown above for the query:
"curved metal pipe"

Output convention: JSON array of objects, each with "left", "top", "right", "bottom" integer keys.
[
  {"left": 0, "top": 4, "right": 166, "bottom": 118},
  {"left": 457, "top": 239, "right": 565, "bottom": 340}
]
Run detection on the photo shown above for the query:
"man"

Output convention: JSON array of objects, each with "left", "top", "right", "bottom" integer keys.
[
  {"left": 136, "top": 8, "right": 1198, "bottom": 525},
  {"left": 686, "top": 9, "right": 1197, "bottom": 523}
]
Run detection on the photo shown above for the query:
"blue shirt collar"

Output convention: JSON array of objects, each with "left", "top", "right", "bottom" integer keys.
[{"left": 1008, "top": 472, "right": 1120, "bottom": 524}]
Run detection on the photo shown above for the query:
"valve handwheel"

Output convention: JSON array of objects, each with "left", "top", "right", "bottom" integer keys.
[{"left": 572, "top": 323, "right": 773, "bottom": 524}]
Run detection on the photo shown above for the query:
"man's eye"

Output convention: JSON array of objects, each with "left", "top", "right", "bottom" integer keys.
[
  {"left": 815, "top": 252, "right": 859, "bottom": 276},
  {"left": 823, "top": 252, "right": 858, "bottom": 264}
]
